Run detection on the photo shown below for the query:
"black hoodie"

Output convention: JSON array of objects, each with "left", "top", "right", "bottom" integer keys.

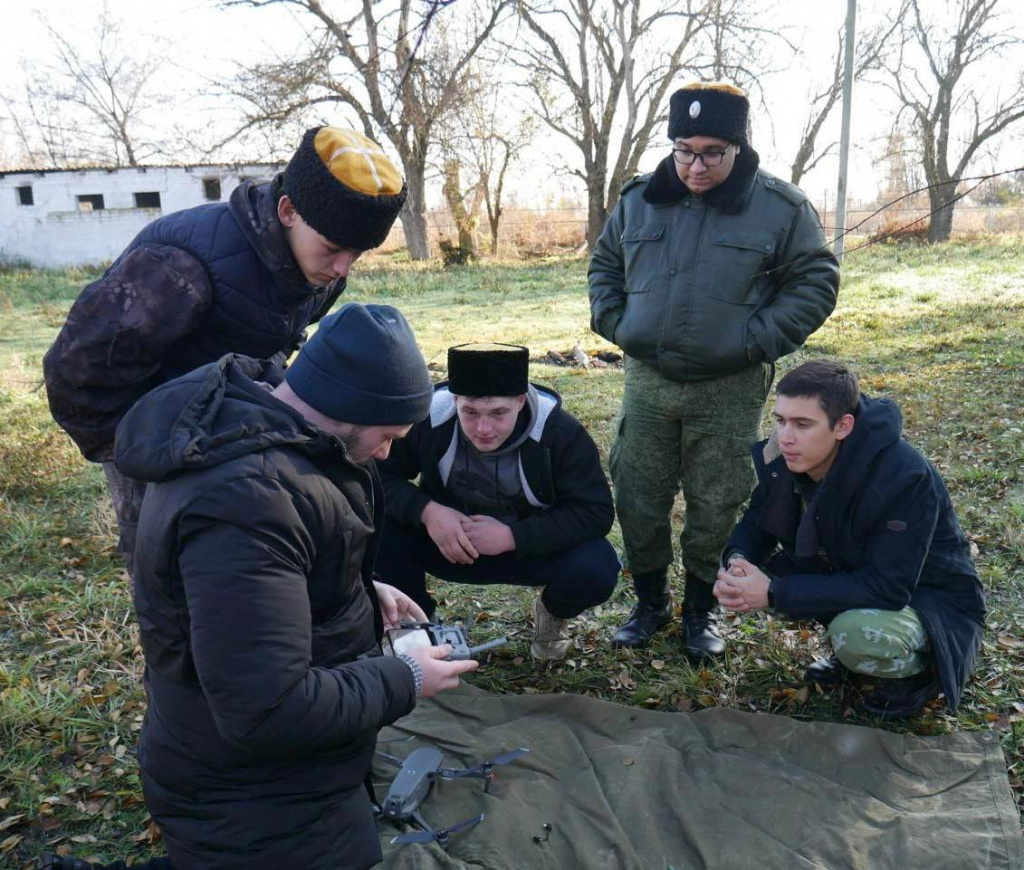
[
  {"left": 725, "top": 395, "right": 985, "bottom": 710},
  {"left": 115, "top": 355, "right": 414, "bottom": 870}
]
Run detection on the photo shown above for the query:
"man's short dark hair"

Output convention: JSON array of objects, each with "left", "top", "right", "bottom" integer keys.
[{"left": 777, "top": 360, "right": 860, "bottom": 428}]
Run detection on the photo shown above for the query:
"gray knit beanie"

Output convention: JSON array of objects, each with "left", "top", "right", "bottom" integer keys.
[{"left": 285, "top": 304, "right": 432, "bottom": 425}]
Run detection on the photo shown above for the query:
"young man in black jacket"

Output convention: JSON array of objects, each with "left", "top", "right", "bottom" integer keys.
[
  {"left": 42, "top": 305, "right": 478, "bottom": 870},
  {"left": 714, "top": 360, "right": 985, "bottom": 719},
  {"left": 43, "top": 126, "right": 407, "bottom": 560},
  {"left": 377, "top": 343, "right": 620, "bottom": 661}
]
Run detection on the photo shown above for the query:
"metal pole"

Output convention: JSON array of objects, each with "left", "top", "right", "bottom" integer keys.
[{"left": 835, "top": 0, "right": 857, "bottom": 260}]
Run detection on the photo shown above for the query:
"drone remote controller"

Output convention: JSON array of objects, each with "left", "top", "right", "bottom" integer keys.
[{"left": 387, "top": 622, "right": 507, "bottom": 661}]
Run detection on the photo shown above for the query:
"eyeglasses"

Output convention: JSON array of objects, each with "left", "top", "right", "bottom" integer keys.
[{"left": 672, "top": 145, "right": 732, "bottom": 167}]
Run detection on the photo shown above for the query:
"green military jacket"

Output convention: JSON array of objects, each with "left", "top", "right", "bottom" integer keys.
[{"left": 588, "top": 149, "right": 839, "bottom": 381}]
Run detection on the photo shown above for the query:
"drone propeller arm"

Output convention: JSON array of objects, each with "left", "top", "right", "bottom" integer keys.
[{"left": 376, "top": 751, "right": 405, "bottom": 768}]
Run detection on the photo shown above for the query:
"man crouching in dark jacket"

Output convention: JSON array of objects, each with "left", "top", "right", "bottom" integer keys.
[
  {"left": 44, "top": 305, "right": 478, "bottom": 870},
  {"left": 714, "top": 359, "right": 985, "bottom": 720},
  {"left": 376, "top": 343, "right": 619, "bottom": 662}
]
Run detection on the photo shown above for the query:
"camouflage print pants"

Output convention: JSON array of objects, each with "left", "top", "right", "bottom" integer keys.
[
  {"left": 610, "top": 357, "right": 773, "bottom": 583},
  {"left": 826, "top": 607, "right": 930, "bottom": 678},
  {"left": 102, "top": 461, "right": 147, "bottom": 558}
]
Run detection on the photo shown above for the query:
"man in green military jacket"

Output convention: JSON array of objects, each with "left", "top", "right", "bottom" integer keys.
[{"left": 589, "top": 81, "right": 839, "bottom": 660}]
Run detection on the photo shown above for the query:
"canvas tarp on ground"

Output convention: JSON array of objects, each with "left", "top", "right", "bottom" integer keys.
[{"left": 375, "top": 686, "right": 1022, "bottom": 870}]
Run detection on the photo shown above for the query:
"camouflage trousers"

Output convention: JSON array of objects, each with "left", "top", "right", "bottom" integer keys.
[
  {"left": 610, "top": 357, "right": 773, "bottom": 583},
  {"left": 825, "top": 606, "right": 930, "bottom": 678},
  {"left": 102, "top": 461, "right": 147, "bottom": 558}
]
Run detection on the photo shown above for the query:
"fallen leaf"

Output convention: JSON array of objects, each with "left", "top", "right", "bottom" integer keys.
[
  {"left": 0, "top": 815, "right": 25, "bottom": 832},
  {"left": 651, "top": 659, "right": 665, "bottom": 670},
  {"left": 0, "top": 834, "right": 22, "bottom": 852},
  {"left": 622, "top": 757, "right": 635, "bottom": 766}
]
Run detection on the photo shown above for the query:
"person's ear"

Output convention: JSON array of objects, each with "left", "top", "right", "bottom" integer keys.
[
  {"left": 515, "top": 394, "right": 527, "bottom": 411},
  {"left": 834, "top": 413, "right": 856, "bottom": 441},
  {"left": 277, "top": 195, "right": 298, "bottom": 228}
]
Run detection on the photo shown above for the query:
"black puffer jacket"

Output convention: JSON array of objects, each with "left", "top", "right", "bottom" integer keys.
[
  {"left": 725, "top": 395, "right": 985, "bottom": 711},
  {"left": 45, "top": 180, "right": 344, "bottom": 462},
  {"left": 114, "top": 355, "right": 415, "bottom": 870}
]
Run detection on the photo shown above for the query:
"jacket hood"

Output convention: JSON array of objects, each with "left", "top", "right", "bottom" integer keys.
[
  {"left": 642, "top": 145, "right": 761, "bottom": 214},
  {"left": 114, "top": 354, "right": 332, "bottom": 483},
  {"left": 831, "top": 394, "right": 903, "bottom": 478},
  {"left": 229, "top": 179, "right": 342, "bottom": 300}
]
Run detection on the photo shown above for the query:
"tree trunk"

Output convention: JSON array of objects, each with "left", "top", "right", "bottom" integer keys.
[
  {"left": 586, "top": 172, "right": 609, "bottom": 252},
  {"left": 441, "top": 159, "right": 478, "bottom": 255},
  {"left": 400, "top": 166, "right": 430, "bottom": 260},
  {"left": 488, "top": 212, "right": 500, "bottom": 254},
  {"left": 926, "top": 182, "right": 955, "bottom": 243}
]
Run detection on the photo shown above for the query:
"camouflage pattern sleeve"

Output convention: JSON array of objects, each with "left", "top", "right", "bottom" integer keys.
[{"left": 43, "top": 244, "right": 214, "bottom": 461}]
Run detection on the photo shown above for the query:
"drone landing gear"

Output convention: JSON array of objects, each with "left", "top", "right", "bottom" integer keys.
[{"left": 390, "top": 811, "right": 486, "bottom": 846}]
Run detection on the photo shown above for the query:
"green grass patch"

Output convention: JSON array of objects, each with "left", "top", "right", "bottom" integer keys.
[{"left": 1, "top": 236, "right": 1023, "bottom": 864}]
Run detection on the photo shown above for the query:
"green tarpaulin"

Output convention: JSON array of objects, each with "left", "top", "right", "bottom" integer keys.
[{"left": 375, "top": 687, "right": 1022, "bottom": 870}]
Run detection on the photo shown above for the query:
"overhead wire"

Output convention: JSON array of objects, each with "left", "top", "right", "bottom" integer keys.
[{"left": 755, "top": 164, "right": 1024, "bottom": 279}]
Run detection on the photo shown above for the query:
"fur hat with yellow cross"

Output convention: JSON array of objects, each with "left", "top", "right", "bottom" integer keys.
[{"left": 284, "top": 126, "right": 408, "bottom": 251}]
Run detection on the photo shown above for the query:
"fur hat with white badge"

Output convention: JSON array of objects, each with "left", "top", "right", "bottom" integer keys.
[{"left": 668, "top": 82, "right": 750, "bottom": 145}]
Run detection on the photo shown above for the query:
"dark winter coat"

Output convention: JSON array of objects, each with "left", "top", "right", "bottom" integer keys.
[
  {"left": 588, "top": 149, "right": 839, "bottom": 381},
  {"left": 44, "top": 179, "right": 344, "bottom": 462},
  {"left": 725, "top": 395, "right": 985, "bottom": 711},
  {"left": 114, "top": 355, "right": 416, "bottom": 870},
  {"left": 378, "top": 383, "right": 614, "bottom": 557}
]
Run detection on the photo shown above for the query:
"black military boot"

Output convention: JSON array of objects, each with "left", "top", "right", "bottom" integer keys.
[
  {"left": 858, "top": 669, "right": 941, "bottom": 720},
  {"left": 612, "top": 568, "right": 672, "bottom": 648},
  {"left": 804, "top": 654, "right": 845, "bottom": 687},
  {"left": 681, "top": 579, "right": 725, "bottom": 664}
]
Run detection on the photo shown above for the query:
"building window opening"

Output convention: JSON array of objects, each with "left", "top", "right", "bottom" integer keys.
[
  {"left": 203, "top": 178, "right": 221, "bottom": 201},
  {"left": 134, "top": 191, "right": 162, "bottom": 209},
  {"left": 16, "top": 185, "right": 34, "bottom": 206},
  {"left": 77, "top": 194, "right": 105, "bottom": 211}
]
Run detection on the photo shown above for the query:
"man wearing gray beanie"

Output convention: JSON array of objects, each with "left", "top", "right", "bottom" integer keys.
[{"left": 67, "top": 304, "right": 478, "bottom": 870}]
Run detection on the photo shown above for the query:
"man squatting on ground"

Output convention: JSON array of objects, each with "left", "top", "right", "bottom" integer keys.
[
  {"left": 376, "top": 343, "right": 619, "bottom": 661},
  {"left": 588, "top": 82, "right": 839, "bottom": 660},
  {"left": 42, "top": 305, "right": 479, "bottom": 870},
  {"left": 42, "top": 126, "right": 406, "bottom": 562},
  {"left": 715, "top": 360, "right": 985, "bottom": 720}
]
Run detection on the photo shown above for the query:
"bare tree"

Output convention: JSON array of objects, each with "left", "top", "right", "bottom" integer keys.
[
  {"left": 434, "top": 49, "right": 535, "bottom": 255},
  {"left": 883, "top": 0, "right": 1024, "bottom": 242},
  {"left": 227, "top": 0, "right": 510, "bottom": 260},
  {"left": 3, "top": 8, "right": 168, "bottom": 168},
  {"left": 470, "top": 117, "right": 535, "bottom": 254},
  {"left": 512, "top": 0, "right": 770, "bottom": 251},
  {"left": 789, "top": 18, "right": 895, "bottom": 186}
]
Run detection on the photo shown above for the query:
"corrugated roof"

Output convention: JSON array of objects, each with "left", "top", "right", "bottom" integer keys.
[{"left": 0, "top": 161, "right": 287, "bottom": 178}]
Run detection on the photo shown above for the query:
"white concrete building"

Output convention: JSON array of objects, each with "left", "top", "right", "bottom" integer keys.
[{"left": 0, "top": 163, "right": 285, "bottom": 268}]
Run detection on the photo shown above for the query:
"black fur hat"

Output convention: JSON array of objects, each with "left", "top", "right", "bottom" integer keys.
[
  {"left": 668, "top": 82, "right": 749, "bottom": 145},
  {"left": 448, "top": 343, "right": 529, "bottom": 397},
  {"left": 283, "top": 126, "right": 407, "bottom": 251}
]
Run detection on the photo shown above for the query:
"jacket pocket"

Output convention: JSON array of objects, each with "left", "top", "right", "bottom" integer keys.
[
  {"left": 709, "top": 232, "right": 776, "bottom": 305},
  {"left": 621, "top": 225, "right": 666, "bottom": 292}
]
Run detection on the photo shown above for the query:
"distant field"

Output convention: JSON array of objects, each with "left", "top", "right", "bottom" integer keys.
[{"left": 1, "top": 236, "right": 1022, "bottom": 865}]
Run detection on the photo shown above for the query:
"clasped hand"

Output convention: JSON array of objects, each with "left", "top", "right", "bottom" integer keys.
[
  {"left": 421, "top": 503, "right": 514, "bottom": 564},
  {"left": 713, "top": 556, "right": 771, "bottom": 613}
]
